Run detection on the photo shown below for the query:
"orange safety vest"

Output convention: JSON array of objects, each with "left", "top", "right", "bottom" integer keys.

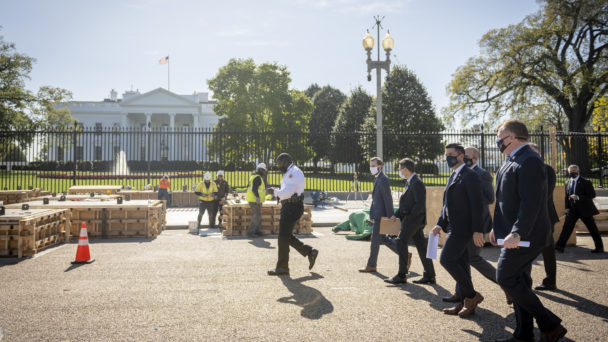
[{"left": 159, "top": 178, "right": 171, "bottom": 189}]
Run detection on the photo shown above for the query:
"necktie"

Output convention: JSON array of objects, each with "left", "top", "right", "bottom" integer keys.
[
  {"left": 571, "top": 180, "right": 576, "bottom": 195},
  {"left": 443, "top": 172, "right": 456, "bottom": 218}
]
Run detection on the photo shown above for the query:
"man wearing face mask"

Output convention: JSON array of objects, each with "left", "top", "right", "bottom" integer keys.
[
  {"left": 432, "top": 143, "right": 485, "bottom": 318},
  {"left": 359, "top": 157, "right": 395, "bottom": 273},
  {"left": 442, "top": 146, "right": 499, "bottom": 304},
  {"left": 555, "top": 164, "right": 604, "bottom": 254},
  {"left": 491, "top": 120, "right": 565, "bottom": 342},
  {"left": 383, "top": 158, "right": 435, "bottom": 285},
  {"left": 266, "top": 153, "right": 319, "bottom": 276}
]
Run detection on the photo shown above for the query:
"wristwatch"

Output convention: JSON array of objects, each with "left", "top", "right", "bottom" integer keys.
[{"left": 511, "top": 232, "right": 520, "bottom": 239}]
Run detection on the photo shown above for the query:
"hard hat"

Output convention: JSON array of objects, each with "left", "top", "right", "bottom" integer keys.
[
  {"left": 163, "top": 174, "right": 169, "bottom": 179},
  {"left": 204, "top": 172, "right": 211, "bottom": 180},
  {"left": 257, "top": 163, "right": 267, "bottom": 171},
  {"left": 217, "top": 170, "right": 224, "bottom": 176}
]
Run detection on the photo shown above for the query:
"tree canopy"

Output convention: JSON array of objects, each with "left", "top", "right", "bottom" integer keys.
[
  {"left": 445, "top": 0, "right": 608, "bottom": 132},
  {"left": 307, "top": 85, "right": 346, "bottom": 168}
]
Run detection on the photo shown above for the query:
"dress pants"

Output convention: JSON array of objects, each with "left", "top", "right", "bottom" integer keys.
[
  {"left": 276, "top": 201, "right": 312, "bottom": 270},
  {"left": 384, "top": 221, "right": 435, "bottom": 277},
  {"left": 556, "top": 212, "right": 604, "bottom": 251},
  {"left": 440, "top": 232, "right": 476, "bottom": 300},
  {"left": 247, "top": 201, "right": 262, "bottom": 234},
  {"left": 455, "top": 239, "right": 496, "bottom": 294},
  {"left": 497, "top": 247, "right": 562, "bottom": 339},
  {"left": 197, "top": 200, "right": 217, "bottom": 228},
  {"left": 366, "top": 219, "right": 383, "bottom": 268},
  {"left": 540, "top": 223, "right": 557, "bottom": 285}
]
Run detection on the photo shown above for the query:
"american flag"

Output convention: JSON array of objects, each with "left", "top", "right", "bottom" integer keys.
[{"left": 158, "top": 56, "right": 169, "bottom": 64}]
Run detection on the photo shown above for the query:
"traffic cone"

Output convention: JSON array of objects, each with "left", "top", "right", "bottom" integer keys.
[{"left": 72, "top": 221, "right": 95, "bottom": 264}]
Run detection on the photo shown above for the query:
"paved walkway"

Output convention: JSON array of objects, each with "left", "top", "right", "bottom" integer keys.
[{"left": 0, "top": 226, "right": 606, "bottom": 341}]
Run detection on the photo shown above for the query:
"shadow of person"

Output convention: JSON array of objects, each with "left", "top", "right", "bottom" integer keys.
[
  {"left": 396, "top": 281, "right": 453, "bottom": 312},
  {"left": 278, "top": 272, "right": 334, "bottom": 320},
  {"left": 537, "top": 288, "right": 608, "bottom": 322},
  {"left": 460, "top": 307, "right": 512, "bottom": 341},
  {"left": 248, "top": 238, "right": 275, "bottom": 249}
]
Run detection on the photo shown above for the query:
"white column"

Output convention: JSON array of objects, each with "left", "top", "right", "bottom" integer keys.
[
  {"left": 121, "top": 112, "right": 127, "bottom": 128},
  {"left": 145, "top": 112, "right": 152, "bottom": 160},
  {"left": 145, "top": 112, "right": 151, "bottom": 129},
  {"left": 169, "top": 113, "right": 176, "bottom": 160},
  {"left": 193, "top": 114, "right": 199, "bottom": 128}
]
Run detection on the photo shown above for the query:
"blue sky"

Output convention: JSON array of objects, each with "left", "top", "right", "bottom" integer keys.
[{"left": 1, "top": 0, "right": 540, "bottom": 120}]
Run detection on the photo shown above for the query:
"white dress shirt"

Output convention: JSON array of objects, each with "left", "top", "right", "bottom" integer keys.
[{"left": 274, "top": 163, "right": 305, "bottom": 200}]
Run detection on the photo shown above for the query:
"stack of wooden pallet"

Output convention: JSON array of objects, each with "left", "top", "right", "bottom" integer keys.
[
  {"left": 6, "top": 199, "right": 165, "bottom": 239},
  {"left": 0, "top": 189, "right": 52, "bottom": 205},
  {"left": 0, "top": 208, "right": 71, "bottom": 258},
  {"left": 68, "top": 185, "right": 123, "bottom": 195},
  {"left": 220, "top": 200, "right": 313, "bottom": 236}
]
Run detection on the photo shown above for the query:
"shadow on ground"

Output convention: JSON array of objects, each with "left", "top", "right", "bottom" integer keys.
[{"left": 278, "top": 272, "right": 333, "bottom": 320}]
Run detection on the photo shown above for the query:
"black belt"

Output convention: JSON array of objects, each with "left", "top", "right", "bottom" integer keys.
[{"left": 281, "top": 194, "right": 304, "bottom": 204}]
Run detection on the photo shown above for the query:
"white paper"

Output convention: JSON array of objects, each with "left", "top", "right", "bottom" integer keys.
[
  {"left": 497, "top": 239, "right": 530, "bottom": 247},
  {"left": 426, "top": 232, "right": 439, "bottom": 259}
]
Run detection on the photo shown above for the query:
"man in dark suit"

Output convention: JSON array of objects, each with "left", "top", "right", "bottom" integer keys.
[
  {"left": 359, "top": 157, "right": 394, "bottom": 273},
  {"left": 491, "top": 120, "right": 565, "bottom": 342},
  {"left": 442, "top": 146, "right": 498, "bottom": 303},
  {"left": 384, "top": 158, "right": 435, "bottom": 285},
  {"left": 529, "top": 143, "right": 560, "bottom": 291},
  {"left": 432, "top": 143, "right": 485, "bottom": 318},
  {"left": 555, "top": 164, "right": 604, "bottom": 253}
]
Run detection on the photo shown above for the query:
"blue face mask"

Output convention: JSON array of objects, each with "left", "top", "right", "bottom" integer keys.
[
  {"left": 463, "top": 158, "right": 474, "bottom": 168},
  {"left": 446, "top": 155, "right": 459, "bottom": 168}
]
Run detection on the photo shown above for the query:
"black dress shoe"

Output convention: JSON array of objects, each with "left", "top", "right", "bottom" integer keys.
[
  {"left": 413, "top": 277, "right": 436, "bottom": 284},
  {"left": 495, "top": 337, "right": 534, "bottom": 342},
  {"left": 539, "top": 325, "right": 567, "bottom": 342},
  {"left": 267, "top": 268, "right": 289, "bottom": 276},
  {"left": 534, "top": 283, "right": 557, "bottom": 291},
  {"left": 442, "top": 294, "right": 461, "bottom": 303},
  {"left": 384, "top": 275, "right": 407, "bottom": 285},
  {"left": 308, "top": 249, "right": 319, "bottom": 270},
  {"left": 555, "top": 246, "right": 564, "bottom": 253},
  {"left": 591, "top": 249, "right": 604, "bottom": 253}
]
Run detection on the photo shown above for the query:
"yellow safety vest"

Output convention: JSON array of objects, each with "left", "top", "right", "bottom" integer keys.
[
  {"left": 196, "top": 182, "right": 217, "bottom": 201},
  {"left": 246, "top": 174, "right": 266, "bottom": 203}
]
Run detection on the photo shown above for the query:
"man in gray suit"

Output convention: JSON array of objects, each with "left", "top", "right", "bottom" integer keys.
[
  {"left": 442, "top": 146, "right": 499, "bottom": 303},
  {"left": 359, "top": 157, "right": 394, "bottom": 273}
]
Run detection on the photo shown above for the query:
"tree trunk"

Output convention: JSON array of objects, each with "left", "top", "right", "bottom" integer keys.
[{"left": 567, "top": 107, "right": 591, "bottom": 175}]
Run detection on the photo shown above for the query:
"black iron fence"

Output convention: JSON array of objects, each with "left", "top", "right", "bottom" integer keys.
[{"left": 1, "top": 127, "right": 606, "bottom": 193}]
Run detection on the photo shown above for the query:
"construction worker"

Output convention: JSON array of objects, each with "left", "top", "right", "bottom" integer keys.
[
  {"left": 195, "top": 172, "right": 218, "bottom": 229},
  {"left": 214, "top": 171, "right": 231, "bottom": 227},
  {"left": 158, "top": 174, "right": 171, "bottom": 207},
  {"left": 246, "top": 163, "right": 267, "bottom": 237}
]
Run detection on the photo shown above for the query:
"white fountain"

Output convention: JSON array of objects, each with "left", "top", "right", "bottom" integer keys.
[{"left": 112, "top": 150, "right": 130, "bottom": 175}]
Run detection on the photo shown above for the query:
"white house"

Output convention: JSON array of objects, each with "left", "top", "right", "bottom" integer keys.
[{"left": 52, "top": 88, "right": 219, "bottom": 162}]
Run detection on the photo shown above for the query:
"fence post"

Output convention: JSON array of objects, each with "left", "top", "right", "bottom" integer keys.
[
  {"left": 480, "top": 127, "right": 485, "bottom": 170},
  {"left": 549, "top": 126, "right": 557, "bottom": 170},
  {"left": 72, "top": 122, "right": 77, "bottom": 186},
  {"left": 539, "top": 125, "right": 545, "bottom": 161},
  {"left": 147, "top": 122, "right": 151, "bottom": 186},
  {"left": 598, "top": 131, "right": 604, "bottom": 188}
]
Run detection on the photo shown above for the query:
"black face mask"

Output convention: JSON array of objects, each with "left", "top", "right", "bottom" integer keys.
[
  {"left": 496, "top": 137, "right": 511, "bottom": 153},
  {"left": 446, "top": 155, "right": 459, "bottom": 168},
  {"left": 569, "top": 172, "right": 578, "bottom": 178},
  {"left": 278, "top": 164, "right": 289, "bottom": 173},
  {"left": 463, "top": 158, "right": 474, "bottom": 167}
]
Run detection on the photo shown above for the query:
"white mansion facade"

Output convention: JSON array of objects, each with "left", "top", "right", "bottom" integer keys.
[{"left": 53, "top": 88, "right": 219, "bottom": 162}]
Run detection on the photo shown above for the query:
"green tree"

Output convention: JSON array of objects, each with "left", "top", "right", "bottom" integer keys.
[
  {"left": 364, "top": 65, "right": 444, "bottom": 166},
  {"left": 305, "top": 83, "right": 321, "bottom": 99},
  {"left": 207, "top": 58, "right": 313, "bottom": 166},
  {"left": 308, "top": 85, "right": 346, "bottom": 170},
  {"left": 30, "top": 86, "right": 74, "bottom": 128},
  {"left": 445, "top": 0, "right": 608, "bottom": 170},
  {"left": 331, "top": 86, "right": 373, "bottom": 171},
  {"left": 588, "top": 96, "right": 608, "bottom": 172}
]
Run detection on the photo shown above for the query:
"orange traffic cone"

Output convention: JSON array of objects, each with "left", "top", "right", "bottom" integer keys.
[{"left": 72, "top": 221, "right": 95, "bottom": 264}]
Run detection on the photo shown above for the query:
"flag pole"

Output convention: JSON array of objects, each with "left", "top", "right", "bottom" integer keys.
[{"left": 167, "top": 55, "right": 170, "bottom": 91}]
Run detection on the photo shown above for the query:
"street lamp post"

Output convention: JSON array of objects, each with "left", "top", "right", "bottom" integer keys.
[{"left": 363, "top": 15, "right": 394, "bottom": 159}]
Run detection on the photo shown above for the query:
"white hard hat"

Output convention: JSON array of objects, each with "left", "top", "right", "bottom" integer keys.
[
  {"left": 204, "top": 172, "right": 211, "bottom": 180},
  {"left": 217, "top": 170, "right": 224, "bottom": 176},
  {"left": 257, "top": 163, "right": 267, "bottom": 171}
]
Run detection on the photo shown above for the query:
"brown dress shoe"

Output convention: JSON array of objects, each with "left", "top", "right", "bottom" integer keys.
[
  {"left": 442, "top": 294, "right": 462, "bottom": 303},
  {"left": 505, "top": 292, "right": 513, "bottom": 305},
  {"left": 539, "top": 325, "right": 567, "bottom": 342},
  {"left": 458, "top": 292, "right": 484, "bottom": 317},
  {"left": 359, "top": 266, "right": 377, "bottom": 273},
  {"left": 406, "top": 252, "right": 412, "bottom": 271},
  {"left": 443, "top": 303, "right": 464, "bottom": 315}
]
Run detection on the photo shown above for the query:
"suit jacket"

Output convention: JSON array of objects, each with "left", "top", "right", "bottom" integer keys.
[
  {"left": 369, "top": 171, "right": 394, "bottom": 220},
  {"left": 545, "top": 164, "right": 559, "bottom": 225},
  {"left": 473, "top": 164, "right": 494, "bottom": 233},
  {"left": 395, "top": 174, "right": 426, "bottom": 229},
  {"left": 565, "top": 176, "right": 599, "bottom": 218},
  {"left": 437, "top": 165, "right": 484, "bottom": 237},
  {"left": 493, "top": 145, "right": 551, "bottom": 247}
]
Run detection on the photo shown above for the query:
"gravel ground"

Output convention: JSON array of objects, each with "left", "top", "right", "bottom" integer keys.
[{"left": 0, "top": 229, "right": 606, "bottom": 341}]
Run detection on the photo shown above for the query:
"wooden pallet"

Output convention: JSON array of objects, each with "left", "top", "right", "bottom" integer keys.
[
  {"left": 6, "top": 200, "right": 165, "bottom": 239},
  {"left": 0, "top": 189, "right": 51, "bottom": 205},
  {"left": 220, "top": 201, "right": 313, "bottom": 236},
  {"left": 0, "top": 208, "right": 70, "bottom": 258},
  {"left": 68, "top": 185, "right": 123, "bottom": 195}
]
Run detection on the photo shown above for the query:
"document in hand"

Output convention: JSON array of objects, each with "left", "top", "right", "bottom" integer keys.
[
  {"left": 496, "top": 239, "right": 530, "bottom": 247},
  {"left": 426, "top": 232, "right": 439, "bottom": 259}
]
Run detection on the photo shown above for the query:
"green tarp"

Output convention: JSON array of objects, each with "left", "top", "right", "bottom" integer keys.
[{"left": 332, "top": 207, "right": 398, "bottom": 240}]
